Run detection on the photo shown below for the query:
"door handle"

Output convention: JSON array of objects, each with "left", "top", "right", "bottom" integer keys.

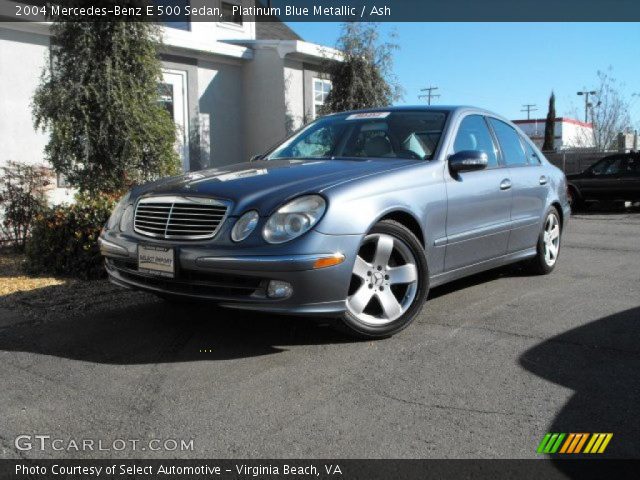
[
  {"left": 539, "top": 176, "right": 548, "bottom": 185},
  {"left": 500, "top": 179, "right": 512, "bottom": 190}
]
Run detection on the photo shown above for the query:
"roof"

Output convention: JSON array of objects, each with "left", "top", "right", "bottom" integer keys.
[
  {"left": 256, "top": 22, "right": 302, "bottom": 41},
  {"left": 513, "top": 117, "right": 593, "bottom": 128},
  {"left": 326, "top": 105, "right": 481, "bottom": 115},
  {"left": 253, "top": 0, "right": 302, "bottom": 41}
]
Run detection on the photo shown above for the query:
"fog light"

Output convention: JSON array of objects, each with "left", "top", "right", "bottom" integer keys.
[{"left": 267, "top": 280, "right": 293, "bottom": 299}]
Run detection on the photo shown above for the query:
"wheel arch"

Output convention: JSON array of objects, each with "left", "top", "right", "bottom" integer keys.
[
  {"left": 551, "top": 201, "right": 564, "bottom": 228},
  {"left": 567, "top": 182, "right": 582, "bottom": 200},
  {"left": 377, "top": 210, "right": 425, "bottom": 248}
]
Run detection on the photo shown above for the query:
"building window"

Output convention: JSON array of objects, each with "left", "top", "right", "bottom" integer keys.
[
  {"left": 158, "top": 0, "right": 191, "bottom": 30},
  {"left": 313, "top": 78, "right": 332, "bottom": 118},
  {"left": 57, "top": 173, "right": 70, "bottom": 188},
  {"left": 220, "top": 2, "right": 243, "bottom": 25}
]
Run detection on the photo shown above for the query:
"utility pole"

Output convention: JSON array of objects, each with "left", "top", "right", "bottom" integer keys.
[
  {"left": 521, "top": 104, "right": 537, "bottom": 120},
  {"left": 577, "top": 90, "right": 597, "bottom": 123},
  {"left": 419, "top": 86, "right": 440, "bottom": 105}
]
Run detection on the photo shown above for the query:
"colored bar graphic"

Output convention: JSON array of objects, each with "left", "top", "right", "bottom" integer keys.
[
  {"left": 559, "top": 433, "right": 575, "bottom": 453},
  {"left": 538, "top": 433, "right": 613, "bottom": 454},
  {"left": 537, "top": 433, "right": 552, "bottom": 454}
]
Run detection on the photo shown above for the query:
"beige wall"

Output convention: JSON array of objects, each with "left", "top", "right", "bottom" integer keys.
[
  {"left": 0, "top": 27, "right": 73, "bottom": 204},
  {"left": 284, "top": 59, "right": 305, "bottom": 134},
  {"left": 242, "top": 47, "right": 288, "bottom": 158},
  {"left": 197, "top": 58, "right": 245, "bottom": 168}
]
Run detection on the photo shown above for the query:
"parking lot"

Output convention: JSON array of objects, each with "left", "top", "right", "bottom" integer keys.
[{"left": 0, "top": 210, "right": 638, "bottom": 459}]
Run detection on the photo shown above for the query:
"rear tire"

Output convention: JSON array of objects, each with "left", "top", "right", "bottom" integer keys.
[
  {"left": 337, "top": 220, "right": 429, "bottom": 339},
  {"left": 527, "top": 207, "right": 562, "bottom": 275}
]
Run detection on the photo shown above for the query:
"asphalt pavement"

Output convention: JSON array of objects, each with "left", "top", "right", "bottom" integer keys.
[{"left": 1, "top": 209, "right": 639, "bottom": 459}]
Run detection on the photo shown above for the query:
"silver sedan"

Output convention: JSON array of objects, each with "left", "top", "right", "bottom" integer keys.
[{"left": 100, "top": 106, "right": 570, "bottom": 338}]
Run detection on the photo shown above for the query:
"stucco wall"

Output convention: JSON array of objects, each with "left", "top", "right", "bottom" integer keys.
[
  {"left": 242, "top": 47, "right": 287, "bottom": 158},
  {"left": 0, "top": 27, "right": 73, "bottom": 204},
  {"left": 283, "top": 59, "right": 305, "bottom": 134},
  {"left": 0, "top": 27, "right": 49, "bottom": 167},
  {"left": 197, "top": 58, "right": 245, "bottom": 168}
]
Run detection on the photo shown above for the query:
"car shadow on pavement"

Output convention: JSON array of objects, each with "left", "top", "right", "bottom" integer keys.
[
  {"left": 571, "top": 202, "right": 640, "bottom": 215},
  {"left": 0, "top": 284, "right": 355, "bottom": 364},
  {"left": 519, "top": 306, "right": 640, "bottom": 462},
  {"left": 428, "top": 263, "right": 530, "bottom": 300},
  {"left": 0, "top": 262, "right": 545, "bottom": 365}
]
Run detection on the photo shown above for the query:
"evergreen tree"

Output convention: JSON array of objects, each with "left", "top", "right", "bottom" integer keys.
[
  {"left": 321, "top": 23, "right": 402, "bottom": 114},
  {"left": 542, "top": 92, "right": 556, "bottom": 151},
  {"left": 33, "top": 3, "right": 179, "bottom": 195}
]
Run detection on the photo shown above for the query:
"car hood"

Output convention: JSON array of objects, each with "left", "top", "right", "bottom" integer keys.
[{"left": 131, "top": 158, "right": 416, "bottom": 215}]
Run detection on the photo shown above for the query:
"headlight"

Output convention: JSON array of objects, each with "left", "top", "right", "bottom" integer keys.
[
  {"left": 231, "top": 210, "right": 259, "bottom": 242},
  {"left": 106, "top": 194, "right": 129, "bottom": 231},
  {"left": 263, "top": 195, "right": 326, "bottom": 244},
  {"left": 119, "top": 204, "right": 134, "bottom": 232}
]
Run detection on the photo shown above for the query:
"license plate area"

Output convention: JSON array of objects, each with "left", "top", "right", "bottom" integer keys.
[{"left": 138, "top": 245, "right": 175, "bottom": 278}]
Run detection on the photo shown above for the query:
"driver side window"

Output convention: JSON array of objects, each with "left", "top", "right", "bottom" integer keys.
[
  {"left": 591, "top": 157, "right": 623, "bottom": 176},
  {"left": 453, "top": 115, "right": 499, "bottom": 168}
]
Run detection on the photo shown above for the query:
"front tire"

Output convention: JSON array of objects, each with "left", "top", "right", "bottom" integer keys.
[
  {"left": 567, "top": 185, "right": 583, "bottom": 211},
  {"left": 527, "top": 207, "right": 562, "bottom": 275},
  {"left": 338, "top": 220, "right": 429, "bottom": 338}
]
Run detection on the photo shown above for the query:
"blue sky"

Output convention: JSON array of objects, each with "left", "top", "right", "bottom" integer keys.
[{"left": 288, "top": 22, "right": 640, "bottom": 125}]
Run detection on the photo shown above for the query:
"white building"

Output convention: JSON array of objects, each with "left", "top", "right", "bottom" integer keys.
[
  {"left": 512, "top": 117, "right": 594, "bottom": 151},
  {"left": 0, "top": 1, "right": 339, "bottom": 202}
]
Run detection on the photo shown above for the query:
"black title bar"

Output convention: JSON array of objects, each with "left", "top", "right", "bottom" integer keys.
[{"left": 1, "top": 0, "right": 640, "bottom": 22}]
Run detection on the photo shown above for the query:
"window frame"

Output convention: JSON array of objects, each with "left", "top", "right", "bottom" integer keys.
[
  {"left": 520, "top": 134, "right": 542, "bottom": 166},
  {"left": 158, "top": 0, "right": 192, "bottom": 31},
  {"left": 312, "top": 78, "right": 332, "bottom": 119},
  {"left": 219, "top": 1, "right": 243, "bottom": 27},
  {"left": 450, "top": 113, "right": 502, "bottom": 170},
  {"left": 486, "top": 117, "right": 529, "bottom": 169}
]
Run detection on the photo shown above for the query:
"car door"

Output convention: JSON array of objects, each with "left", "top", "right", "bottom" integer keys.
[
  {"left": 580, "top": 156, "right": 624, "bottom": 200},
  {"left": 620, "top": 156, "right": 640, "bottom": 201},
  {"left": 444, "top": 114, "right": 511, "bottom": 271},
  {"left": 487, "top": 118, "right": 548, "bottom": 253}
]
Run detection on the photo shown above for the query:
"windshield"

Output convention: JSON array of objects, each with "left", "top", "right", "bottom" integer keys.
[{"left": 267, "top": 111, "right": 448, "bottom": 161}]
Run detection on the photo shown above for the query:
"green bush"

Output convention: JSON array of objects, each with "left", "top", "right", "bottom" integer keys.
[
  {"left": 25, "top": 194, "right": 116, "bottom": 279},
  {"left": 0, "top": 161, "right": 51, "bottom": 251}
]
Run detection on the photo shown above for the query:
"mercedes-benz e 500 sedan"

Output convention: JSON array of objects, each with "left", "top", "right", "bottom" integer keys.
[{"left": 100, "top": 106, "right": 570, "bottom": 337}]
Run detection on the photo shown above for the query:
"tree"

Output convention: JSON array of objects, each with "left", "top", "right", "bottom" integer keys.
[
  {"left": 542, "top": 92, "right": 556, "bottom": 151},
  {"left": 32, "top": 3, "right": 180, "bottom": 195},
  {"left": 321, "top": 23, "right": 402, "bottom": 114},
  {"left": 588, "top": 70, "right": 632, "bottom": 151}
]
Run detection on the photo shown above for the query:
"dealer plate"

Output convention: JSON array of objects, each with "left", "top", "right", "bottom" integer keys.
[{"left": 138, "top": 245, "right": 175, "bottom": 278}]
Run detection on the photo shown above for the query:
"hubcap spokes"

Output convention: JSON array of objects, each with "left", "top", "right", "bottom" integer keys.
[
  {"left": 347, "top": 234, "right": 418, "bottom": 326},
  {"left": 543, "top": 214, "right": 560, "bottom": 266}
]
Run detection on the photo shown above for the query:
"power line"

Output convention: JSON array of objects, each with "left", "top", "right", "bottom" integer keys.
[
  {"left": 521, "top": 104, "right": 538, "bottom": 120},
  {"left": 419, "top": 86, "right": 440, "bottom": 105}
]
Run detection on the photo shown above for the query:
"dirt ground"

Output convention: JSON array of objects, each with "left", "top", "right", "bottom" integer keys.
[{"left": 0, "top": 250, "right": 151, "bottom": 321}]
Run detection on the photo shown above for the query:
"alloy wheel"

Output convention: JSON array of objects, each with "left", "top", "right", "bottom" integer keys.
[
  {"left": 543, "top": 213, "right": 560, "bottom": 266},
  {"left": 346, "top": 233, "right": 419, "bottom": 326}
]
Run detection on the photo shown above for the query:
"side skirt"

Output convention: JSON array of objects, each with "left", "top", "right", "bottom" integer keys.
[{"left": 429, "top": 247, "right": 537, "bottom": 288}]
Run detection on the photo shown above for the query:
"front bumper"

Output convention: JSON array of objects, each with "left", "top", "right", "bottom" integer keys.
[{"left": 100, "top": 229, "right": 362, "bottom": 316}]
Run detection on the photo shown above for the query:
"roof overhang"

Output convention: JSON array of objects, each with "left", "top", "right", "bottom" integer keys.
[
  {"left": 223, "top": 39, "right": 342, "bottom": 63},
  {"left": 0, "top": 21, "right": 254, "bottom": 61}
]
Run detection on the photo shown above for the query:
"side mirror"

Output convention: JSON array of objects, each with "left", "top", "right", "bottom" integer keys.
[
  {"left": 448, "top": 150, "right": 488, "bottom": 173},
  {"left": 250, "top": 154, "right": 264, "bottom": 162}
]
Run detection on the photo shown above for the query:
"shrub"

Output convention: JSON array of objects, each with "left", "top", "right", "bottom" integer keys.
[
  {"left": 25, "top": 193, "right": 116, "bottom": 279},
  {"left": 0, "top": 161, "right": 52, "bottom": 251}
]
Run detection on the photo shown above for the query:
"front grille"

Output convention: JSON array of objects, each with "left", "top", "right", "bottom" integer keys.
[{"left": 134, "top": 196, "right": 229, "bottom": 240}]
